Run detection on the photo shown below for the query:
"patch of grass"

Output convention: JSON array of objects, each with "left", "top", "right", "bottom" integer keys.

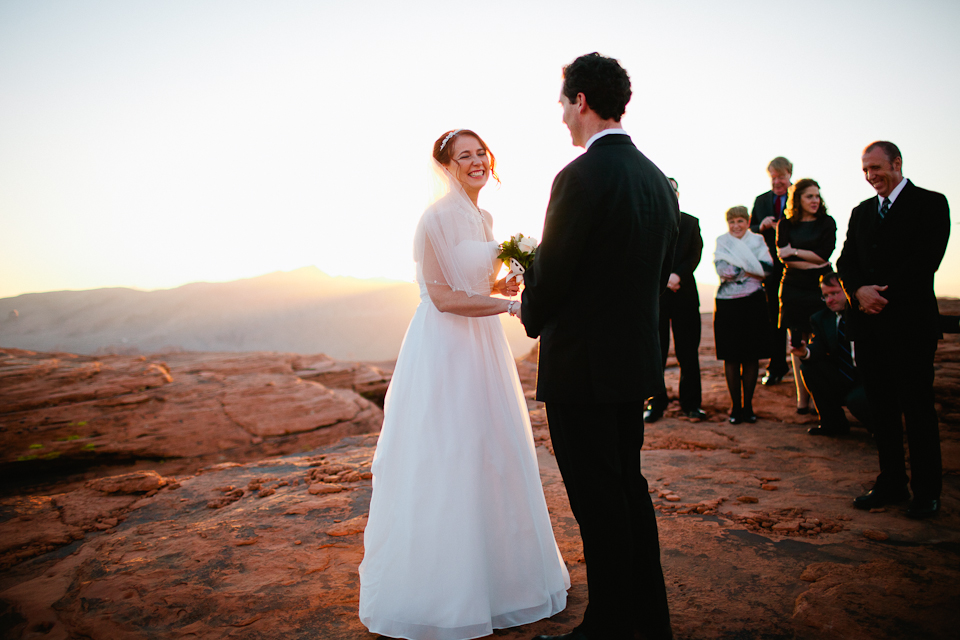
[
  {"left": 81, "top": 443, "right": 96, "bottom": 451},
  {"left": 41, "top": 451, "right": 61, "bottom": 460},
  {"left": 16, "top": 455, "right": 37, "bottom": 462},
  {"left": 28, "top": 444, "right": 44, "bottom": 449},
  {"left": 55, "top": 435, "right": 83, "bottom": 442}
]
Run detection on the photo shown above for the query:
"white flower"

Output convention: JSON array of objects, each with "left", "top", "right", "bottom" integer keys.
[{"left": 518, "top": 236, "right": 538, "bottom": 253}]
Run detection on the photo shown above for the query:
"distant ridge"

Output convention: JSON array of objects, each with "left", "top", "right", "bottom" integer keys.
[{"left": 0, "top": 267, "right": 538, "bottom": 360}]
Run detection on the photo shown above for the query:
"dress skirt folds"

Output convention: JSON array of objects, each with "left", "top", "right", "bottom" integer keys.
[
  {"left": 359, "top": 291, "right": 569, "bottom": 640},
  {"left": 714, "top": 290, "right": 771, "bottom": 361}
]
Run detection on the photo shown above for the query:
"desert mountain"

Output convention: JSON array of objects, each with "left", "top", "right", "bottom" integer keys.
[{"left": 0, "top": 267, "right": 539, "bottom": 360}]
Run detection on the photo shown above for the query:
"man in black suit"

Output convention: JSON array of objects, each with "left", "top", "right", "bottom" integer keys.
[
  {"left": 790, "top": 271, "right": 868, "bottom": 436},
  {"left": 750, "top": 157, "right": 792, "bottom": 385},
  {"left": 522, "top": 53, "right": 677, "bottom": 640},
  {"left": 837, "top": 141, "right": 950, "bottom": 519},
  {"left": 645, "top": 177, "right": 705, "bottom": 422}
]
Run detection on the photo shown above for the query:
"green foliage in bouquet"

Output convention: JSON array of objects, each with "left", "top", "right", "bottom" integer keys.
[{"left": 498, "top": 233, "right": 538, "bottom": 271}]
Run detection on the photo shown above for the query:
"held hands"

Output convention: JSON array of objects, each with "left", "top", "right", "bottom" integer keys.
[
  {"left": 495, "top": 276, "right": 520, "bottom": 297},
  {"left": 778, "top": 243, "right": 796, "bottom": 260},
  {"left": 856, "top": 285, "right": 889, "bottom": 315},
  {"left": 759, "top": 216, "right": 776, "bottom": 232},
  {"left": 789, "top": 341, "right": 808, "bottom": 358},
  {"left": 666, "top": 273, "right": 681, "bottom": 292}
]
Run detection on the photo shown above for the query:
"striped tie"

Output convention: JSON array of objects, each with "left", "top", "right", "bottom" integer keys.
[
  {"left": 879, "top": 197, "right": 890, "bottom": 219},
  {"left": 836, "top": 316, "right": 856, "bottom": 382}
]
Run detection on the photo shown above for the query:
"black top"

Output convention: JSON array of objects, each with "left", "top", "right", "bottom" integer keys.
[
  {"left": 777, "top": 215, "right": 836, "bottom": 289},
  {"left": 521, "top": 134, "right": 680, "bottom": 403}
]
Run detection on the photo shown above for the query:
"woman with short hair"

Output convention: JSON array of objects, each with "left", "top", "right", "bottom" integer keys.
[{"left": 714, "top": 205, "right": 773, "bottom": 424}]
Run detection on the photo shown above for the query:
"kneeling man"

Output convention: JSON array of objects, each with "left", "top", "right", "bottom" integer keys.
[{"left": 791, "top": 271, "right": 868, "bottom": 436}]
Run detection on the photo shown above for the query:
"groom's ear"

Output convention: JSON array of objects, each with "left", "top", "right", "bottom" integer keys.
[{"left": 575, "top": 92, "right": 589, "bottom": 114}]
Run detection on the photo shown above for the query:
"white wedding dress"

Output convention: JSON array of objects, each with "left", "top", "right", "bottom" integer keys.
[{"left": 359, "top": 164, "right": 569, "bottom": 640}]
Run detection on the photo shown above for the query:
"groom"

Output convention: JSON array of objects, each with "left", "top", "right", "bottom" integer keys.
[{"left": 521, "top": 53, "right": 678, "bottom": 640}]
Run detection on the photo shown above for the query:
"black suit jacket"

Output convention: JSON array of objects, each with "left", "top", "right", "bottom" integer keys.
[
  {"left": 806, "top": 308, "right": 855, "bottom": 375},
  {"left": 837, "top": 180, "right": 950, "bottom": 341},
  {"left": 750, "top": 190, "right": 785, "bottom": 276},
  {"left": 521, "top": 134, "right": 680, "bottom": 403},
  {"left": 665, "top": 211, "right": 703, "bottom": 307}
]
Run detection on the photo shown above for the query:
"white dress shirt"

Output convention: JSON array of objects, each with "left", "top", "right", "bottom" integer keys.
[{"left": 585, "top": 128, "right": 628, "bottom": 150}]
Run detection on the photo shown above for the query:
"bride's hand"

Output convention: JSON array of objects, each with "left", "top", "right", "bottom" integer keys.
[{"left": 496, "top": 276, "right": 520, "bottom": 297}]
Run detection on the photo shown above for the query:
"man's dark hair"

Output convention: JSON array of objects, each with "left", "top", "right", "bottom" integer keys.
[
  {"left": 562, "top": 53, "right": 631, "bottom": 121},
  {"left": 864, "top": 140, "right": 902, "bottom": 165},
  {"left": 819, "top": 270, "right": 841, "bottom": 288}
]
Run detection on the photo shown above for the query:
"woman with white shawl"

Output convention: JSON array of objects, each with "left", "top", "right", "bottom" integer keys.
[
  {"left": 713, "top": 205, "right": 774, "bottom": 424},
  {"left": 359, "top": 130, "right": 569, "bottom": 640}
]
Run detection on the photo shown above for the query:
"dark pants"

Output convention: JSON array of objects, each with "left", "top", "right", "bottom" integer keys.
[
  {"left": 856, "top": 333, "right": 941, "bottom": 499},
  {"left": 762, "top": 272, "right": 788, "bottom": 376},
  {"left": 546, "top": 401, "right": 672, "bottom": 640},
  {"left": 651, "top": 291, "right": 702, "bottom": 412},
  {"left": 799, "top": 358, "right": 869, "bottom": 428}
]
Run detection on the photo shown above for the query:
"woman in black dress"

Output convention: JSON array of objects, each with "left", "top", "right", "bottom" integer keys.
[{"left": 776, "top": 178, "right": 835, "bottom": 413}]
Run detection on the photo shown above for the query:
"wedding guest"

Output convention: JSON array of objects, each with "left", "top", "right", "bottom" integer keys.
[
  {"left": 750, "top": 157, "right": 792, "bottom": 386},
  {"left": 838, "top": 140, "right": 950, "bottom": 519},
  {"left": 776, "top": 178, "right": 836, "bottom": 414},
  {"left": 791, "top": 271, "right": 869, "bottom": 436},
  {"left": 645, "top": 177, "right": 706, "bottom": 423},
  {"left": 714, "top": 206, "right": 773, "bottom": 424}
]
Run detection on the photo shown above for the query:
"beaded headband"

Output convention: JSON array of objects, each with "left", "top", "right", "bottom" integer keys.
[{"left": 439, "top": 129, "right": 462, "bottom": 152}]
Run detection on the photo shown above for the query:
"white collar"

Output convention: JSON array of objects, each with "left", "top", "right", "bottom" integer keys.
[
  {"left": 880, "top": 177, "right": 908, "bottom": 205},
  {"left": 585, "top": 128, "right": 628, "bottom": 150}
]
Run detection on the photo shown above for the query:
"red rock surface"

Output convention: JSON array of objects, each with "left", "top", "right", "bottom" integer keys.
[{"left": 1, "top": 302, "right": 958, "bottom": 639}]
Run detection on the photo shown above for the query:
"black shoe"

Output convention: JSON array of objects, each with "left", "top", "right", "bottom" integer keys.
[
  {"left": 533, "top": 631, "right": 589, "bottom": 640},
  {"left": 808, "top": 423, "right": 850, "bottom": 436},
  {"left": 906, "top": 498, "right": 940, "bottom": 519},
  {"left": 729, "top": 410, "right": 742, "bottom": 424},
  {"left": 683, "top": 408, "right": 707, "bottom": 420},
  {"left": 742, "top": 410, "right": 758, "bottom": 423},
  {"left": 643, "top": 407, "right": 664, "bottom": 423},
  {"left": 854, "top": 486, "right": 911, "bottom": 510},
  {"left": 762, "top": 372, "right": 784, "bottom": 386}
]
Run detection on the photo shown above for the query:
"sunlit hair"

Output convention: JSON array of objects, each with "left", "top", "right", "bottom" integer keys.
[
  {"left": 562, "top": 52, "right": 631, "bottom": 121},
  {"left": 725, "top": 205, "right": 749, "bottom": 222},
  {"left": 767, "top": 156, "right": 793, "bottom": 176},
  {"left": 819, "top": 270, "right": 841, "bottom": 288},
  {"left": 433, "top": 129, "right": 500, "bottom": 184},
  {"left": 863, "top": 140, "right": 902, "bottom": 166},
  {"left": 784, "top": 178, "right": 827, "bottom": 221}
]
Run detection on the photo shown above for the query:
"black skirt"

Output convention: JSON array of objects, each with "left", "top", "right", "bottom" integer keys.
[
  {"left": 714, "top": 290, "right": 771, "bottom": 362},
  {"left": 779, "top": 266, "right": 829, "bottom": 333}
]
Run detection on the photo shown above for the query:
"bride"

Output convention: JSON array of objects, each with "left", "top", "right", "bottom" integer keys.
[{"left": 359, "top": 129, "right": 570, "bottom": 640}]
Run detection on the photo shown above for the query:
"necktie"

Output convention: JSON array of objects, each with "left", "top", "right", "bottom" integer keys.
[
  {"left": 774, "top": 195, "right": 782, "bottom": 218},
  {"left": 836, "top": 315, "right": 856, "bottom": 382},
  {"left": 879, "top": 197, "right": 890, "bottom": 219}
]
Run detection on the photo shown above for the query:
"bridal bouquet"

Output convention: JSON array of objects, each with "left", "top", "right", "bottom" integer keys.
[{"left": 498, "top": 233, "right": 538, "bottom": 284}]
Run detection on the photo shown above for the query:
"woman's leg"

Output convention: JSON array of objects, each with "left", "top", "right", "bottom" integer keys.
[
  {"left": 789, "top": 329, "right": 811, "bottom": 410},
  {"left": 724, "top": 360, "right": 742, "bottom": 420}
]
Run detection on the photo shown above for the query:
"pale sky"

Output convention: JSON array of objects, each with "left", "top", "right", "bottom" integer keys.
[{"left": 2, "top": 0, "right": 959, "bottom": 299}]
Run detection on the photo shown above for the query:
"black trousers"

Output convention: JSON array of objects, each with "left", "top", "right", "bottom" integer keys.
[
  {"left": 799, "top": 359, "right": 869, "bottom": 428},
  {"left": 856, "top": 333, "right": 941, "bottom": 499},
  {"left": 546, "top": 401, "right": 672, "bottom": 640},
  {"left": 762, "top": 271, "right": 788, "bottom": 375},
  {"left": 652, "top": 291, "right": 702, "bottom": 412}
]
